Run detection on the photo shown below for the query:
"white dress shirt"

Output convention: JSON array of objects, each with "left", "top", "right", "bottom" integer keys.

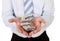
[{"left": 2, "top": 0, "right": 55, "bottom": 38}]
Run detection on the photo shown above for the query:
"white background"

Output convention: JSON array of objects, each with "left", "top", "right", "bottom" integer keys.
[{"left": 0, "top": 0, "right": 60, "bottom": 41}]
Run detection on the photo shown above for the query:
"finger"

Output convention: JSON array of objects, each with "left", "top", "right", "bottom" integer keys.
[
  {"left": 16, "top": 19, "right": 21, "bottom": 25},
  {"left": 29, "top": 23, "right": 41, "bottom": 35},
  {"left": 8, "top": 18, "right": 15, "bottom": 23},
  {"left": 16, "top": 21, "right": 21, "bottom": 25},
  {"left": 16, "top": 25, "right": 23, "bottom": 33},
  {"left": 39, "top": 18, "right": 46, "bottom": 24},
  {"left": 15, "top": 17, "right": 21, "bottom": 25},
  {"left": 29, "top": 32, "right": 33, "bottom": 37},
  {"left": 17, "top": 28, "right": 22, "bottom": 33},
  {"left": 29, "top": 27, "right": 40, "bottom": 35},
  {"left": 17, "top": 27, "right": 23, "bottom": 33},
  {"left": 22, "top": 31, "right": 28, "bottom": 36},
  {"left": 30, "top": 19, "right": 36, "bottom": 27},
  {"left": 29, "top": 22, "right": 34, "bottom": 27},
  {"left": 20, "top": 27, "right": 28, "bottom": 36},
  {"left": 33, "top": 28, "right": 41, "bottom": 34},
  {"left": 16, "top": 25, "right": 28, "bottom": 36}
]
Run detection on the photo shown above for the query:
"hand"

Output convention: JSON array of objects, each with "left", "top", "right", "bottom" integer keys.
[
  {"left": 8, "top": 17, "right": 28, "bottom": 36},
  {"left": 16, "top": 24, "right": 28, "bottom": 36},
  {"left": 8, "top": 17, "right": 21, "bottom": 25},
  {"left": 28, "top": 17, "right": 45, "bottom": 37}
]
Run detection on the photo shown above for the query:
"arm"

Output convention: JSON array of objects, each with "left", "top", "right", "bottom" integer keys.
[
  {"left": 26, "top": 0, "right": 55, "bottom": 38},
  {"left": 34, "top": 0, "right": 55, "bottom": 29},
  {"left": 2, "top": 0, "right": 29, "bottom": 36},
  {"left": 2, "top": 0, "right": 16, "bottom": 28},
  {"left": 41, "top": 0, "right": 55, "bottom": 28}
]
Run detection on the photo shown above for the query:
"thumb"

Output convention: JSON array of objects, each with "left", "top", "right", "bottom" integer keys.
[
  {"left": 15, "top": 17, "right": 21, "bottom": 25},
  {"left": 28, "top": 32, "right": 33, "bottom": 38},
  {"left": 8, "top": 18, "right": 15, "bottom": 23},
  {"left": 40, "top": 18, "right": 46, "bottom": 24},
  {"left": 16, "top": 21, "right": 21, "bottom": 25}
]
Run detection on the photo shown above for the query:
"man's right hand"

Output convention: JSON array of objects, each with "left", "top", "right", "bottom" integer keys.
[
  {"left": 8, "top": 17, "right": 21, "bottom": 25},
  {"left": 8, "top": 17, "right": 28, "bottom": 36}
]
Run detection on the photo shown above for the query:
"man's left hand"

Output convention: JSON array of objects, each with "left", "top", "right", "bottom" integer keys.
[{"left": 28, "top": 17, "right": 45, "bottom": 38}]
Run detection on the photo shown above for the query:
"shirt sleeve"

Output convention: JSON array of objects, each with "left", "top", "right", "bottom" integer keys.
[
  {"left": 32, "top": 0, "right": 55, "bottom": 37},
  {"left": 34, "top": 0, "right": 55, "bottom": 29},
  {"left": 2, "top": 0, "right": 16, "bottom": 28},
  {"left": 41, "top": 0, "right": 55, "bottom": 29}
]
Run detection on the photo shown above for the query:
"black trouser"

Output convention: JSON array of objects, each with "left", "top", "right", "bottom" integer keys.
[{"left": 11, "top": 31, "right": 49, "bottom": 41}]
